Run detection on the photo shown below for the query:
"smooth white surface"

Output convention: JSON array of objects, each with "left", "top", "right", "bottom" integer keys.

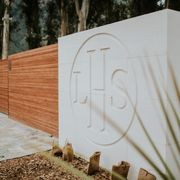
[{"left": 58, "top": 10, "right": 180, "bottom": 179}]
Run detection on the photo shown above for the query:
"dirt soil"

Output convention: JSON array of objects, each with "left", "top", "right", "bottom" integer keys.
[{"left": 0, "top": 153, "right": 110, "bottom": 180}]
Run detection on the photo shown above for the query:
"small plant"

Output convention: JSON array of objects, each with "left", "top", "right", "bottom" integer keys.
[
  {"left": 35, "top": 63, "right": 179, "bottom": 180},
  {"left": 91, "top": 62, "right": 179, "bottom": 179}
]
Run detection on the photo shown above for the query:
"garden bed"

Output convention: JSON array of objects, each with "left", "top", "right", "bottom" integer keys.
[{"left": 0, "top": 153, "right": 110, "bottom": 180}]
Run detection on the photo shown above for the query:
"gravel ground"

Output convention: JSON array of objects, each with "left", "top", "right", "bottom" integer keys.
[{"left": 0, "top": 153, "right": 110, "bottom": 180}]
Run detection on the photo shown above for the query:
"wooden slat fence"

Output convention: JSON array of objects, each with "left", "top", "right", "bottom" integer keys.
[{"left": 7, "top": 44, "right": 58, "bottom": 137}]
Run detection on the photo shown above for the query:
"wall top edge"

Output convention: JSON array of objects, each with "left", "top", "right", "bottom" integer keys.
[
  {"left": 58, "top": 9, "right": 179, "bottom": 41},
  {"left": 8, "top": 44, "right": 58, "bottom": 60}
]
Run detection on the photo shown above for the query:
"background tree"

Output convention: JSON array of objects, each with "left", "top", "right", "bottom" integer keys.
[
  {"left": 21, "top": 0, "right": 41, "bottom": 49},
  {"left": 1, "top": 0, "right": 180, "bottom": 59},
  {"left": 9, "top": 0, "right": 29, "bottom": 54},
  {"left": 60, "top": 0, "right": 69, "bottom": 36},
  {"left": 66, "top": 1, "right": 77, "bottom": 34},
  {"left": 0, "top": 1, "right": 5, "bottom": 58},
  {"left": 87, "top": 0, "right": 130, "bottom": 29},
  {"left": 165, "top": 0, "right": 180, "bottom": 11},
  {"left": 75, "top": 0, "right": 91, "bottom": 31},
  {"left": 130, "top": 0, "right": 163, "bottom": 17},
  {"left": 45, "top": 0, "right": 75, "bottom": 43},
  {"left": 2, "top": 0, "right": 12, "bottom": 59},
  {"left": 45, "top": 0, "right": 60, "bottom": 45}
]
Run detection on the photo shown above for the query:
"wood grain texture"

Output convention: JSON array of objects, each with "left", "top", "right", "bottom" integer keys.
[
  {"left": 8, "top": 44, "right": 58, "bottom": 137},
  {"left": 0, "top": 59, "right": 8, "bottom": 114}
]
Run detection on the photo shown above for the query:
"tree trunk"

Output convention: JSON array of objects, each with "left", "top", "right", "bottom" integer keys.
[
  {"left": 60, "top": 0, "right": 69, "bottom": 36},
  {"left": 75, "top": 0, "right": 90, "bottom": 32},
  {"left": 2, "top": 1, "right": 11, "bottom": 59},
  {"left": 165, "top": 0, "right": 170, "bottom": 8},
  {"left": 78, "top": 11, "right": 86, "bottom": 32}
]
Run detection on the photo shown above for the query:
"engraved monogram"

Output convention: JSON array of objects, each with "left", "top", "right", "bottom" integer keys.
[{"left": 70, "top": 33, "right": 136, "bottom": 145}]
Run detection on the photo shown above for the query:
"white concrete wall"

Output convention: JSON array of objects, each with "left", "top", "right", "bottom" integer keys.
[
  {"left": 58, "top": 10, "right": 180, "bottom": 179},
  {"left": 166, "top": 10, "right": 180, "bottom": 179}
]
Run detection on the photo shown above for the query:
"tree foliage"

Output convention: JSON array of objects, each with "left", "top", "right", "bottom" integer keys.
[
  {"left": 165, "top": 0, "right": 180, "bottom": 11},
  {"left": 0, "top": 1, "right": 5, "bottom": 58},
  {"left": 130, "top": 0, "right": 163, "bottom": 17},
  {"left": 46, "top": 0, "right": 60, "bottom": 44},
  {"left": 21, "top": 0, "right": 41, "bottom": 49},
  {"left": 0, "top": 0, "right": 180, "bottom": 58},
  {"left": 88, "top": 0, "right": 130, "bottom": 29}
]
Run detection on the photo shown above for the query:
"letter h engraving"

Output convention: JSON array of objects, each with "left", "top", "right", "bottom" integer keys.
[{"left": 87, "top": 48, "right": 110, "bottom": 132}]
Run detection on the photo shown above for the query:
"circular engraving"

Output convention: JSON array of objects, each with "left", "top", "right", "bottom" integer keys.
[{"left": 70, "top": 33, "right": 137, "bottom": 146}]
